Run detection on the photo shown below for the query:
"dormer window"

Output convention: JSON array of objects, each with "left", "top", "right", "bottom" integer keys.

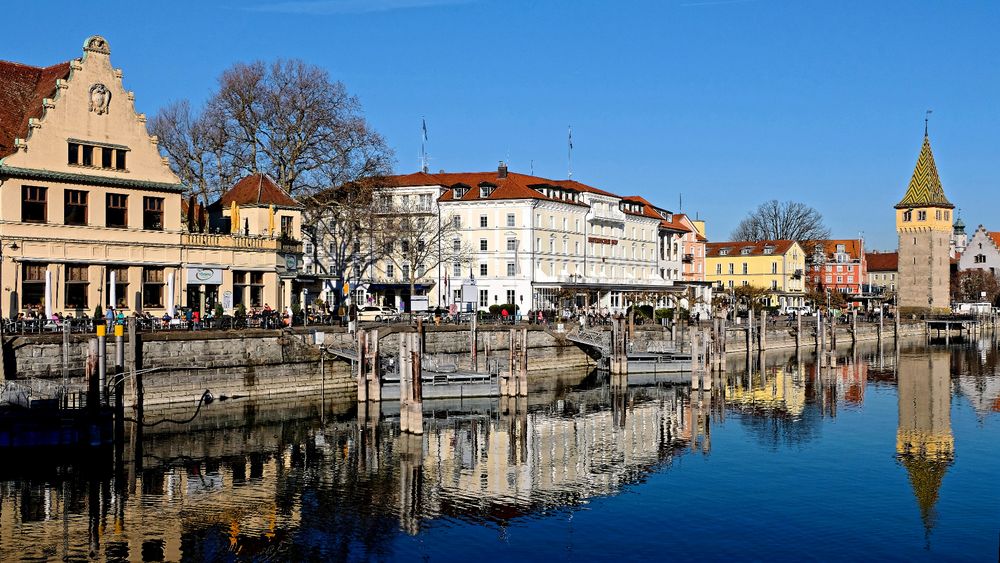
[
  {"left": 763, "top": 246, "right": 774, "bottom": 255},
  {"left": 453, "top": 187, "right": 467, "bottom": 198},
  {"left": 741, "top": 247, "right": 752, "bottom": 255},
  {"left": 719, "top": 248, "right": 729, "bottom": 256},
  {"left": 480, "top": 186, "right": 493, "bottom": 198}
]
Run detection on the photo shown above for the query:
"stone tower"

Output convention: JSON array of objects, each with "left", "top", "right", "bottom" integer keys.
[{"left": 895, "top": 131, "right": 954, "bottom": 315}]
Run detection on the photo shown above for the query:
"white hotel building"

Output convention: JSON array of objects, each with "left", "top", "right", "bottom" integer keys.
[{"left": 342, "top": 164, "right": 710, "bottom": 315}]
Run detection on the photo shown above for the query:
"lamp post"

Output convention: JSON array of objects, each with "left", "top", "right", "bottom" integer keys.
[{"left": 0, "top": 241, "right": 21, "bottom": 381}]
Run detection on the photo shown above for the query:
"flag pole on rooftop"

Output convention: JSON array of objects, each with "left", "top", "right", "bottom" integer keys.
[
  {"left": 421, "top": 117, "right": 429, "bottom": 173},
  {"left": 568, "top": 125, "right": 573, "bottom": 179}
]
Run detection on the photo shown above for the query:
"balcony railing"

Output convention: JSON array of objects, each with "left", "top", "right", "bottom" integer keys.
[
  {"left": 183, "top": 233, "right": 302, "bottom": 253},
  {"left": 682, "top": 254, "right": 695, "bottom": 263}
]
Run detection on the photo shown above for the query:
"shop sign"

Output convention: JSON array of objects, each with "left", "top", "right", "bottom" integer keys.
[{"left": 187, "top": 267, "right": 223, "bottom": 285}]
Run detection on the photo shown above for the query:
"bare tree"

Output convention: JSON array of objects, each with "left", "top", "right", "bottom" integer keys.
[
  {"left": 951, "top": 269, "right": 1000, "bottom": 304},
  {"left": 151, "top": 59, "right": 393, "bottom": 201},
  {"left": 377, "top": 206, "right": 472, "bottom": 308},
  {"left": 301, "top": 179, "right": 384, "bottom": 310},
  {"left": 730, "top": 200, "right": 830, "bottom": 243}
]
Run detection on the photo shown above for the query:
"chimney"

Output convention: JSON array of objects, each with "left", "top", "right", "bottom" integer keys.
[{"left": 497, "top": 161, "right": 508, "bottom": 179}]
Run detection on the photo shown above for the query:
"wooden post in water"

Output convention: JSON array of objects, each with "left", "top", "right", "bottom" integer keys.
[
  {"left": 399, "top": 332, "right": 423, "bottom": 435},
  {"left": 759, "top": 310, "right": 767, "bottom": 352},
  {"left": 796, "top": 312, "right": 802, "bottom": 352},
  {"left": 471, "top": 312, "right": 478, "bottom": 372},
  {"left": 519, "top": 328, "right": 528, "bottom": 396},
  {"left": 367, "top": 329, "right": 381, "bottom": 402},
  {"left": 357, "top": 329, "right": 368, "bottom": 403},
  {"left": 877, "top": 307, "right": 883, "bottom": 346},
  {"left": 851, "top": 309, "right": 858, "bottom": 344}
]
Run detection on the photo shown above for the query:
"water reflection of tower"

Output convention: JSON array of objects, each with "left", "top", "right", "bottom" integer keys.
[{"left": 896, "top": 350, "right": 954, "bottom": 538}]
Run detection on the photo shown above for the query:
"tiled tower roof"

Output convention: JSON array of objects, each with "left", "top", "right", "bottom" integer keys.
[{"left": 895, "top": 135, "right": 953, "bottom": 209}]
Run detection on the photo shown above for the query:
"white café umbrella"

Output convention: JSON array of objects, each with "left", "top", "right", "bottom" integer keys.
[
  {"left": 108, "top": 271, "right": 116, "bottom": 309},
  {"left": 44, "top": 270, "right": 52, "bottom": 319},
  {"left": 166, "top": 272, "right": 175, "bottom": 317}
]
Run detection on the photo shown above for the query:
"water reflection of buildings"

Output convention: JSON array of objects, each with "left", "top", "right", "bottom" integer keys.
[
  {"left": 0, "top": 384, "right": 709, "bottom": 558},
  {"left": 895, "top": 350, "right": 954, "bottom": 536}
]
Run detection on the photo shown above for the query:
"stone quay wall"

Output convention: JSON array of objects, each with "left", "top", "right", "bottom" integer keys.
[{"left": 5, "top": 325, "right": 594, "bottom": 406}]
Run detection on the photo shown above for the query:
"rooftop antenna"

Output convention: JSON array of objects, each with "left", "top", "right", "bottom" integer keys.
[
  {"left": 420, "top": 117, "right": 429, "bottom": 173},
  {"left": 567, "top": 125, "right": 573, "bottom": 179},
  {"left": 924, "top": 109, "right": 933, "bottom": 137},
  {"left": 530, "top": 159, "right": 534, "bottom": 175},
  {"left": 679, "top": 193, "right": 683, "bottom": 212}
]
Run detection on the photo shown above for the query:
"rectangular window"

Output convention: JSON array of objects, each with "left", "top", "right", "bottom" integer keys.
[
  {"left": 115, "top": 149, "right": 127, "bottom": 170},
  {"left": 479, "top": 289, "right": 489, "bottom": 308},
  {"left": 825, "top": 275, "right": 832, "bottom": 284},
  {"left": 101, "top": 147, "right": 113, "bottom": 169},
  {"left": 771, "top": 262, "right": 778, "bottom": 274},
  {"left": 453, "top": 263, "right": 462, "bottom": 277},
  {"left": 386, "top": 264, "right": 395, "bottom": 279},
  {"left": 716, "top": 264, "right": 722, "bottom": 275},
  {"left": 106, "top": 193, "right": 128, "bottom": 228},
  {"left": 452, "top": 215, "right": 461, "bottom": 228},
  {"left": 402, "top": 264, "right": 410, "bottom": 280},
  {"left": 728, "top": 263, "right": 734, "bottom": 275},
  {"left": 506, "top": 213, "right": 515, "bottom": 227},
  {"left": 68, "top": 143, "right": 79, "bottom": 165},
  {"left": 480, "top": 215, "right": 488, "bottom": 228},
  {"left": 143, "top": 196, "right": 164, "bottom": 230},
  {"left": 507, "top": 262, "right": 515, "bottom": 276},
  {"left": 82, "top": 145, "right": 94, "bottom": 166},
  {"left": 506, "top": 289, "right": 515, "bottom": 304},
  {"left": 108, "top": 266, "right": 128, "bottom": 309},
  {"left": 453, "top": 239, "right": 461, "bottom": 252},
  {"left": 21, "top": 186, "right": 47, "bottom": 223},
  {"left": 281, "top": 216, "right": 293, "bottom": 238},
  {"left": 917, "top": 210, "right": 927, "bottom": 221},
  {"left": 479, "top": 263, "right": 488, "bottom": 277},
  {"left": 64, "top": 264, "right": 89, "bottom": 309},
  {"left": 142, "top": 267, "right": 164, "bottom": 308},
  {"left": 250, "top": 272, "right": 264, "bottom": 307},
  {"left": 771, "top": 280, "right": 778, "bottom": 290},
  {"left": 401, "top": 240, "right": 410, "bottom": 253},
  {"left": 233, "top": 271, "right": 247, "bottom": 307},
  {"left": 22, "top": 263, "right": 47, "bottom": 308},
  {"left": 507, "top": 238, "right": 517, "bottom": 251},
  {"left": 742, "top": 263, "right": 748, "bottom": 275},
  {"left": 480, "top": 239, "right": 488, "bottom": 251}
]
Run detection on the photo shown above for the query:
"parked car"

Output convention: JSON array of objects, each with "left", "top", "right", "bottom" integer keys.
[{"left": 357, "top": 306, "right": 399, "bottom": 322}]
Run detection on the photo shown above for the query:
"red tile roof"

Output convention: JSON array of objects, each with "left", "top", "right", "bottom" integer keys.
[
  {"left": 0, "top": 59, "right": 71, "bottom": 158},
  {"left": 217, "top": 173, "right": 302, "bottom": 208},
  {"left": 387, "top": 171, "right": 618, "bottom": 207},
  {"left": 988, "top": 232, "right": 1000, "bottom": 249},
  {"left": 705, "top": 240, "right": 797, "bottom": 257},
  {"left": 676, "top": 214, "right": 707, "bottom": 242},
  {"left": 810, "top": 239, "right": 864, "bottom": 261},
  {"left": 865, "top": 252, "right": 898, "bottom": 272}
]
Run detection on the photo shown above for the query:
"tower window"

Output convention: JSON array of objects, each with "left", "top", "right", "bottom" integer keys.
[
  {"left": 902, "top": 210, "right": 912, "bottom": 222},
  {"left": 917, "top": 210, "right": 927, "bottom": 221}
]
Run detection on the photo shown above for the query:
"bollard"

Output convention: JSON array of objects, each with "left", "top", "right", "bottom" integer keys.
[
  {"left": 357, "top": 330, "right": 368, "bottom": 403},
  {"left": 115, "top": 323, "right": 125, "bottom": 376}
]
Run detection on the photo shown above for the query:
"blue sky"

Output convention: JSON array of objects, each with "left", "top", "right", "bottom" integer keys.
[{"left": 4, "top": 0, "right": 998, "bottom": 249}]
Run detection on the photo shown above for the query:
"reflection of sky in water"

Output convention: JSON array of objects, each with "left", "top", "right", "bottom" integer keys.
[{"left": 1, "top": 342, "right": 999, "bottom": 561}]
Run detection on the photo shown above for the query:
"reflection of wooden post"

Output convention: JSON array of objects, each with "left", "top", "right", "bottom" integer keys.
[
  {"left": 518, "top": 328, "right": 528, "bottom": 396},
  {"left": 851, "top": 309, "right": 858, "bottom": 344},
  {"left": 397, "top": 432, "right": 423, "bottom": 536}
]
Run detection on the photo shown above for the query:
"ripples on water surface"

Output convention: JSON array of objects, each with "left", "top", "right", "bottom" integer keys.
[{"left": 1, "top": 340, "right": 999, "bottom": 561}]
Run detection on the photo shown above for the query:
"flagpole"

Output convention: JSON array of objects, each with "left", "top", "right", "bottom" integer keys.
[
  {"left": 568, "top": 125, "right": 573, "bottom": 179},
  {"left": 421, "top": 117, "right": 429, "bottom": 173}
]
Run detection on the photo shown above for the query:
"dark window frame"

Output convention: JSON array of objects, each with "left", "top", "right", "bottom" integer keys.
[
  {"left": 143, "top": 196, "right": 164, "bottom": 231},
  {"left": 64, "top": 264, "right": 90, "bottom": 309},
  {"left": 106, "top": 193, "right": 128, "bottom": 228},
  {"left": 21, "top": 185, "right": 47, "bottom": 223},
  {"left": 64, "top": 189, "right": 88, "bottom": 226}
]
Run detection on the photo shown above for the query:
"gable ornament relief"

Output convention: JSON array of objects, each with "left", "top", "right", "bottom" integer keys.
[{"left": 89, "top": 84, "right": 111, "bottom": 115}]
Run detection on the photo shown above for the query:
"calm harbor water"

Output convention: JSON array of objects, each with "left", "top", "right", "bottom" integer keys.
[{"left": 2, "top": 340, "right": 999, "bottom": 561}]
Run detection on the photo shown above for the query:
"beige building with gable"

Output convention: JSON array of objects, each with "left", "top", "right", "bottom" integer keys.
[{"left": 0, "top": 36, "right": 301, "bottom": 320}]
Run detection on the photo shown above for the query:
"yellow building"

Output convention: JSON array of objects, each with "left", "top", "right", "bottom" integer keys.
[
  {"left": 0, "top": 36, "right": 302, "bottom": 319},
  {"left": 705, "top": 240, "right": 805, "bottom": 310}
]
